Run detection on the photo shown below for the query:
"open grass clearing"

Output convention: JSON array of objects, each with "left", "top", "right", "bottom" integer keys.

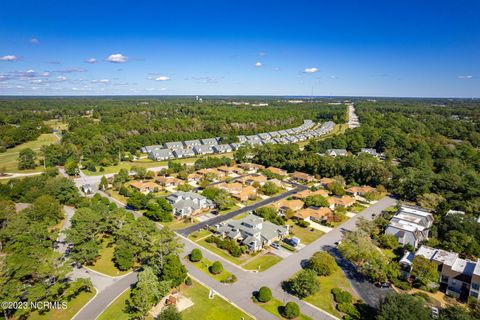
[
  {"left": 0, "top": 133, "right": 59, "bottom": 173},
  {"left": 255, "top": 297, "right": 312, "bottom": 320},
  {"left": 242, "top": 253, "right": 282, "bottom": 272},
  {"left": 304, "top": 268, "right": 358, "bottom": 317},
  {"left": 195, "top": 238, "right": 250, "bottom": 265},
  {"left": 97, "top": 288, "right": 131, "bottom": 320},
  {"left": 29, "top": 289, "right": 96, "bottom": 320},
  {"left": 88, "top": 239, "right": 131, "bottom": 277},
  {"left": 189, "top": 257, "right": 236, "bottom": 283}
]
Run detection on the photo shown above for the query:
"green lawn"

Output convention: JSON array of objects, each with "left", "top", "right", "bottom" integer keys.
[
  {"left": 0, "top": 133, "right": 59, "bottom": 173},
  {"left": 219, "top": 205, "right": 240, "bottom": 215},
  {"left": 29, "top": 290, "right": 96, "bottom": 320},
  {"left": 189, "top": 258, "right": 236, "bottom": 283},
  {"left": 304, "top": 268, "right": 358, "bottom": 317},
  {"left": 188, "top": 229, "right": 212, "bottom": 241},
  {"left": 255, "top": 297, "right": 312, "bottom": 320},
  {"left": 287, "top": 221, "right": 325, "bottom": 244},
  {"left": 97, "top": 289, "right": 131, "bottom": 320},
  {"left": 349, "top": 203, "right": 367, "bottom": 213},
  {"left": 161, "top": 218, "right": 198, "bottom": 230},
  {"left": 181, "top": 280, "right": 253, "bottom": 320},
  {"left": 88, "top": 240, "right": 131, "bottom": 277},
  {"left": 196, "top": 238, "right": 249, "bottom": 265},
  {"left": 242, "top": 253, "right": 282, "bottom": 272},
  {"left": 232, "top": 211, "right": 250, "bottom": 220}
]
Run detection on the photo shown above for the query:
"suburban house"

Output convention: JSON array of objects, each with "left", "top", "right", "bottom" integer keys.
[
  {"left": 400, "top": 245, "right": 480, "bottom": 300},
  {"left": 183, "top": 140, "right": 202, "bottom": 148},
  {"left": 197, "top": 168, "right": 225, "bottom": 179},
  {"left": 384, "top": 205, "right": 434, "bottom": 249},
  {"left": 318, "top": 177, "right": 335, "bottom": 188},
  {"left": 266, "top": 166, "right": 287, "bottom": 176},
  {"left": 215, "top": 214, "right": 289, "bottom": 252},
  {"left": 193, "top": 145, "right": 214, "bottom": 155},
  {"left": 232, "top": 186, "right": 257, "bottom": 202},
  {"left": 172, "top": 148, "right": 196, "bottom": 158},
  {"left": 141, "top": 145, "right": 163, "bottom": 154},
  {"left": 187, "top": 173, "right": 203, "bottom": 183},
  {"left": 217, "top": 166, "right": 243, "bottom": 175},
  {"left": 166, "top": 191, "right": 214, "bottom": 218},
  {"left": 290, "top": 171, "right": 315, "bottom": 183},
  {"left": 149, "top": 149, "right": 173, "bottom": 161},
  {"left": 328, "top": 195, "right": 355, "bottom": 209},
  {"left": 236, "top": 174, "right": 267, "bottom": 186},
  {"left": 200, "top": 138, "right": 219, "bottom": 146},
  {"left": 238, "top": 163, "right": 265, "bottom": 173},
  {"left": 156, "top": 176, "right": 183, "bottom": 187},
  {"left": 212, "top": 144, "right": 233, "bottom": 153},
  {"left": 293, "top": 207, "right": 334, "bottom": 224},
  {"left": 360, "top": 148, "right": 385, "bottom": 159},
  {"left": 130, "top": 181, "right": 159, "bottom": 194},
  {"left": 325, "top": 149, "right": 348, "bottom": 157},
  {"left": 293, "top": 189, "right": 329, "bottom": 200},
  {"left": 346, "top": 185, "right": 376, "bottom": 197},
  {"left": 272, "top": 199, "right": 304, "bottom": 215},
  {"left": 164, "top": 141, "right": 184, "bottom": 149},
  {"left": 216, "top": 182, "right": 244, "bottom": 194}
]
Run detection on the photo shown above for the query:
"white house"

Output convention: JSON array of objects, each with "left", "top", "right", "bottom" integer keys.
[{"left": 385, "top": 205, "right": 434, "bottom": 248}]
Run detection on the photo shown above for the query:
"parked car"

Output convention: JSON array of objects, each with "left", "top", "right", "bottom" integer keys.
[
  {"left": 283, "top": 237, "right": 301, "bottom": 247},
  {"left": 271, "top": 242, "right": 280, "bottom": 249},
  {"left": 375, "top": 282, "right": 391, "bottom": 288}
]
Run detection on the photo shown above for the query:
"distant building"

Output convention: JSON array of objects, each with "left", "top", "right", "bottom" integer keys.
[
  {"left": 215, "top": 214, "right": 289, "bottom": 252},
  {"left": 326, "top": 149, "right": 348, "bottom": 157},
  {"left": 212, "top": 144, "right": 233, "bottom": 153},
  {"left": 200, "top": 138, "right": 219, "bottom": 146},
  {"left": 164, "top": 141, "right": 184, "bottom": 149},
  {"left": 149, "top": 149, "right": 173, "bottom": 161},
  {"left": 183, "top": 140, "right": 202, "bottom": 148},
  {"left": 193, "top": 145, "right": 214, "bottom": 155},
  {"left": 360, "top": 148, "right": 385, "bottom": 159},
  {"left": 290, "top": 171, "right": 315, "bottom": 183},
  {"left": 385, "top": 205, "right": 434, "bottom": 249},
  {"left": 172, "top": 148, "right": 195, "bottom": 158}
]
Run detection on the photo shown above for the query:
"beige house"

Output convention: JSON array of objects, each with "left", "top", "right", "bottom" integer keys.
[
  {"left": 290, "top": 171, "right": 315, "bottom": 183},
  {"left": 130, "top": 181, "right": 159, "bottom": 193}
]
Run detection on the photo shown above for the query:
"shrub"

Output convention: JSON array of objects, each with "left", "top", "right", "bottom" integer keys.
[
  {"left": 306, "top": 251, "right": 339, "bottom": 276},
  {"left": 337, "top": 303, "right": 360, "bottom": 318},
  {"left": 189, "top": 248, "right": 202, "bottom": 262},
  {"left": 331, "top": 288, "right": 353, "bottom": 304},
  {"left": 297, "top": 220, "right": 310, "bottom": 228},
  {"left": 286, "top": 269, "right": 320, "bottom": 299},
  {"left": 281, "top": 302, "right": 300, "bottom": 319},
  {"left": 185, "top": 277, "right": 192, "bottom": 286},
  {"left": 221, "top": 274, "right": 237, "bottom": 284},
  {"left": 210, "top": 261, "right": 223, "bottom": 274},
  {"left": 257, "top": 286, "right": 272, "bottom": 303}
]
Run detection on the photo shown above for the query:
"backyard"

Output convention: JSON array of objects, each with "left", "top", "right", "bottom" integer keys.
[{"left": 286, "top": 221, "right": 325, "bottom": 244}]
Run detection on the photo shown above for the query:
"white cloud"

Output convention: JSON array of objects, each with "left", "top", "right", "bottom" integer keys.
[
  {"left": 304, "top": 67, "right": 319, "bottom": 73},
  {"left": 107, "top": 53, "right": 128, "bottom": 63},
  {"left": 255, "top": 62, "right": 262, "bottom": 67},
  {"left": 91, "top": 79, "right": 110, "bottom": 84},
  {"left": 41, "top": 72, "right": 50, "bottom": 77},
  {"left": 458, "top": 75, "right": 473, "bottom": 79},
  {"left": 30, "top": 79, "right": 44, "bottom": 84},
  {"left": 155, "top": 76, "right": 170, "bottom": 81},
  {"left": 30, "top": 38, "right": 39, "bottom": 44},
  {"left": 259, "top": 52, "right": 267, "bottom": 57},
  {"left": 57, "top": 76, "right": 67, "bottom": 81},
  {"left": 0, "top": 55, "right": 18, "bottom": 61},
  {"left": 85, "top": 58, "right": 97, "bottom": 64}
]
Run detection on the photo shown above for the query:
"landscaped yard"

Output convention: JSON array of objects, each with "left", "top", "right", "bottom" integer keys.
[
  {"left": 287, "top": 221, "right": 325, "bottom": 244},
  {"left": 304, "top": 268, "right": 358, "bottom": 317},
  {"left": 29, "top": 290, "right": 96, "bottom": 320},
  {"left": 161, "top": 218, "right": 198, "bottom": 230},
  {"left": 0, "top": 133, "right": 59, "bottom": 173},
  {"left": 189, "top": 258, "right": 236, "bottom": 283},
  {"left": 188, "top": 229, "right": 212, "bottom": 241},
  {"left": 97, "top": 288, "right": 131, "bottom": 320},
  {"left": 255, "top": 297, "right": 312, "bottom": 320},
  {"left": 195, "top": 237, "right": 249, "bottom": 265},
  {"left": 181, "top": 280, "right": 253, "bottom": 320},
  {"left": 242, "top": 253, "right": 282, "bottom": 272},
  {"left": 349, "top": 203, "right": 367, "bottom": 213},
  {"left": 88, "top": 239, "right": 131, "bottom": 277}
]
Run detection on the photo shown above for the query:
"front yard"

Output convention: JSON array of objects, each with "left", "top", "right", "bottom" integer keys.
[
  {"left": 189, "top": 258, "right": 236, "bottom": 283},
  {"left": 242, "top": 253, "right": 282, "bottom": 271},
  {"left": 29, "top": 290, "right": 96, "bottom": 320},
  {"left": 286, "top": 221, "right": 325, "bottom": 244},
  {"left": 88, "top": 239, "right": 131, "bottom": 277},
  {"left": 97, "top": 289, "right": 131, "bottom": 320}
]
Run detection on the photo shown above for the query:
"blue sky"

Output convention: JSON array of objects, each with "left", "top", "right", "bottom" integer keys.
[{"left": 0, "top": 0, "right": 479, "bottom": 97}]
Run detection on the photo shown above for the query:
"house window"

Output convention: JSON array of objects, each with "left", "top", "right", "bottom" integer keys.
[
  {"left": 471, "top": 291, "right": 479, "bottom": 298},
  {"left": 441, "top": 275, "right": 449, "bottom": 283},
  {"left": 472, "top": 282, "right": 480, "bottom": 291}
]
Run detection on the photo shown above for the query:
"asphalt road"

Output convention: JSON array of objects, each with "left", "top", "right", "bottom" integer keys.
[
  {"left": 177, "top": 184, "right": 308, "bottom": 236},
  {"left": 71, "top": 171, "right": 396, "bottom": 320}
]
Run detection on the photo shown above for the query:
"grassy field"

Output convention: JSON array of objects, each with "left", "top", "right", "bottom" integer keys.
[
  {"left": 161, "top": 218, "right": 198, "bottom": 230},
  {"left": 188, "top": 229, "right": 212, "bottom": 241},
  {"left": 88, "top": 240, "right": 131, "bottom": 277},
  {"left": 242, "top": 253, "right": 282, "bottom": 272},
  {"left": 29, "top": 290, "right": 96, "bottom": 320},
  {"left": 97, "top": 289, "right": 131, "bottom": 320},
  {"left": 255, "top": 297, "right": 312, "bottom": 320},
  {"left": 304, "top": 268, "right": 358, "bottom": 317},
  {"left": 349, "top": 203, "right": 367, "bottom": 213},
  {"left": 0, "top": 133, "right": 59, "bottom": 173},
  {"left": 190, "top": 258, "right": 236, "bottom": 283},
  {"left": 181, "top": 280, "right": 253, "bottom": 320},
  {"left": 98, "top": 280, "right": 252, "bottom": 320},
  {"left": 287, "top": 221, "right": 325, "bottom": 244},
  {"left": 195, "top": 238, "right": 249, "bottom": 265}
]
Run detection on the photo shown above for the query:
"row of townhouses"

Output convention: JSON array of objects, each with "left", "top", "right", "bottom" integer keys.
[{"left": 142, "top": 120, "right": 336, "bottom": 161}]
